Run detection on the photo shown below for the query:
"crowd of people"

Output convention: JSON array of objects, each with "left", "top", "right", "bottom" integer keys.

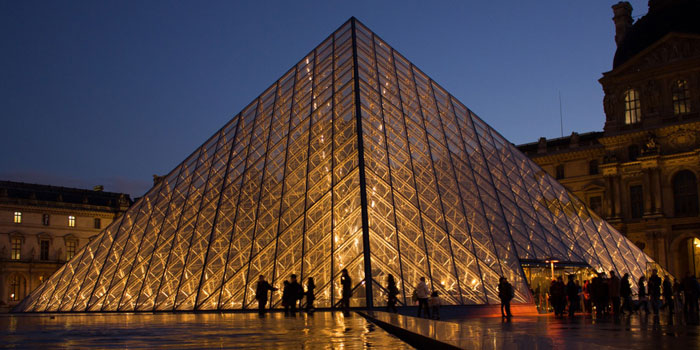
[
  {"left": 254, "top": 267, "right": 700, "bottom": 324},
  {"left": 544, "top": 269, "right": 700, "bottom": 322}
]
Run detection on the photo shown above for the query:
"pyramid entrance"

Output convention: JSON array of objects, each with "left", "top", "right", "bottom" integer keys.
[{"left": 15, "top": 18, "right": 661, "bottom": 313}]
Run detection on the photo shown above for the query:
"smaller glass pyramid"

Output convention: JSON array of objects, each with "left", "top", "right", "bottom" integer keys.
[{"left": 14, "top": 18, "right": 662, "bottom": 313}]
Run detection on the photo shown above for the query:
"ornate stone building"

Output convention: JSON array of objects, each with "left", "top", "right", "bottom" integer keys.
[
  {"left": 0, "top": 181, "right": 131, "bottom": 311},
  {"left": 518, "top": 0, "right": 700, "bottom": 279}
]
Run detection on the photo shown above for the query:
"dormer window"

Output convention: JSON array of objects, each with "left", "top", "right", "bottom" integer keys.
[
  {"left": 672, "top": 80, "right": 690, "bottom": 115},
  {"left": 624, "top": 89, "right": 641, "bottom": 124}
]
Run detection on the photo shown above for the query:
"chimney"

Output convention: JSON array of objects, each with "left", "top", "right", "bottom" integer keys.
[{"left": 612, "top": 2, "right": 633, "bottom": 46}]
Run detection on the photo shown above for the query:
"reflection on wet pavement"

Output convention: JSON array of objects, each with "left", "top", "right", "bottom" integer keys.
[
  {"left": 1, "top": 312, "right": 413, "bottom": 349},
  {"left": 367, "top": 311, "right": 700, "bottom": 350}
]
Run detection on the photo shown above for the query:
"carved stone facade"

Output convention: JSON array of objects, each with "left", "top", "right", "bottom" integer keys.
[
  {"left": 518, "top": 1, "right": 700, "bottom": 279},
  {"left": 0, "top": 181, "right": 132, "bottom": 311}
]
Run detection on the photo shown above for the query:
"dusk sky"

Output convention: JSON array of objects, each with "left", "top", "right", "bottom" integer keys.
[{"left": 1, "top": 1, "right": 653, "bottom": 197}]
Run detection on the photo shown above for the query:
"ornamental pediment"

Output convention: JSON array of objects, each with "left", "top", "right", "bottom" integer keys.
[{"left": 612, "top": 34, "right": 700, "bottom": 76}]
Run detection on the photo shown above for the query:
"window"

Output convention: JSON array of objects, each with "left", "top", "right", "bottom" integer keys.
[
  {"left": 630, "top": 185, "right": 644, "bottom": 219},
  {"left": 66, "top": 240, "right": 77, "bottom": 260},
  {"left": 672, "top": 80, "right": 690, "bottom": 115},
  {"left": 14, "top": 211, "right": 22, "bottom": 224},
  {"left": 94, "top": 218, "right": 101, "bottom": 229},
  {"left": 589, "top": 196, "right": 602, "bottom": 216},
  {"left": 42, "top": 214, "right": 50, "bottom": 226},
  {"left": 673, "top": 170, "right": 699, "bottom": 217},
  {"left": 555, "top": 165, "right": 565, "bottom": 180},
  {"left": 624, "top": 89, "right": 641, "bottom": 124},
  {"left": 628, "top": 145, "right": 640, "bottom": 161},
  {"left": 40, "top": 240, "right": 50, "bottom": 261},
  {"left": 68, "top": 215, "right": 76, "bottom": 227},
  {"left": 9, "top": 275, "right": 22, "bottom": 301},
  {"left": 11, "top": 238, "right": 21, "bottom": 260},
  {"left": 589, "top": 160, "right": 599, "bottom": 175}
]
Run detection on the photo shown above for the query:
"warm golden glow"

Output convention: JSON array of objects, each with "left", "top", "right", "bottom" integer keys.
[
  {"left": 13, "top": 211, "right": 22, "bottom": 224},
  {"left": 68, "top": 215, "right": 76, "bottom": 227}
]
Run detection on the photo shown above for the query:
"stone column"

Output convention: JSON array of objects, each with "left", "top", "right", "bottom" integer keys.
[
  {"left": 613, "top": 176, "right": 622, "bottom": 218},
  {"left": 605, "top": 176, "right": 614, "bottom": 218},
  {"left": 643, "top": 169, "right": 653, "bottom": 215},
  {"left": 652, "top": 168, "right": 662, "bottom": 215}
]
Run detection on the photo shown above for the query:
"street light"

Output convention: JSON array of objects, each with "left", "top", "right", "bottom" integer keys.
[{"left": 544, "top": 258, "right": 560, "bottom": 280}]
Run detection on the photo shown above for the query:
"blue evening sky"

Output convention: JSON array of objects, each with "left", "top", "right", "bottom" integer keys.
[{"left": 0, "top": 1, "right": 651, "bottom": 197}]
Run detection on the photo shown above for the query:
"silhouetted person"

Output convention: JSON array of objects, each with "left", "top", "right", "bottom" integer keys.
[
  {"left": 662, "top": 276, "right": 673, "bottom": 314},
  {"left": 255, "top": 275, "right": 277, "bottom": 315},
  {"left": 415, "top": 276, "right": 431, "bottom": 318},
  {"left": 621, "top": 273, "right": 633, "bottom": 314},
  {"left": 289, "top": 274, "right": 303, "bottom": 315},
  {"left": 282, "top": 280, "right": 292, "bottom": 315},
  {"left": 609, "top": 270, "right": 621, "bottom": 317},
  {"left": 498, "top": 277, "right": 514, "bottom": 318},
  {"left": 566, "top": 275, "right": 579, "bottom": 317},
  {"left": 638, "top": 275, "right": 649, "bottom": 314},
  {"left": 340, "top": 269, "right": 352, "bottom": 315},
  {"left": 682, "top": 273, "right": 699, "bottom": 323},
  {"left": 550, "top": 277, "right": 566, "bottom": 317},
  {"left": 582, "top": 280, "right": 592, "bottom": 313},
  {"left": 592, "top": 272, "right": 608, "bottom": 316},
  {"left": 306, "top": 277, "right": 316, "bottom": 313},
  {"left": 648, "top": 269, "right": 662, "bottom": 315},
  {"left": 429, "top": 291, "right": 441, "bottom": 320},
  {"left": 386, "top": 274, "right": 399, "bottom": 313}
]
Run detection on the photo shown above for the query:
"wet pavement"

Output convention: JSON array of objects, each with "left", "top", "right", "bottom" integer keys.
[
  {"left": 365, "top": 310, "right": 700, "bottom": 350},
  {"left": 0, "top": 311, "right": 413, "bottom": 349}
]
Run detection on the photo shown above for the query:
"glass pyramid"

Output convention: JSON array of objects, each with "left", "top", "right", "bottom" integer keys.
[{"left": 15, "top": 18, "right": 659, "bottom": 312}]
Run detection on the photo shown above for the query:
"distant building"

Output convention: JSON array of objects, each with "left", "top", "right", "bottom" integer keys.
[
  {"left": 518, "top": 0, "right": 700, "bottom": 278},
  {"left": 0, "top": 181, "right": 131, "bottom": 311}
]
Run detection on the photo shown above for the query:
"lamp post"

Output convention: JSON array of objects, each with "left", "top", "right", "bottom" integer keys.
[{"left": 544, "top": 258, "right": 559, "bottom": 280}]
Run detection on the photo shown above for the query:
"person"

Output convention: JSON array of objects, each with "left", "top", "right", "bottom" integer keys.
[
  {"left": 282, "top": 280, "right": 292, "bottom": 315},
  {"left": 429, "top": 291, "right": 441, "bottom": 320},
  {"left": 582, "top": 280, "right": 592, "bottom": 313},
  {"left": 648, "top": 269, "right": 662, "bottom": 315},
  {"left": 255, "top": 275, "right": 277, "bottom": 315},
  {"left": 566, "top": 275, "right": 579, "bottom": 318},
  {"left": 386, "top": 274, "right": 399, "bottom": 313},
  {"left": 682, "top": 273, "right": 700, "bottom": 323},
  {"left": 550, "top": 277, "right": 566, "bottom": 317},
  {"left": 620, "top": 273, "right": 633, "bottom": 314},
  {"left": 609, "top": 270, "right": 621, "bottom": 317},
  {"left": 498, "top": 277, "right": 514, "bottom": 318},
  {"left": 662, "top": 275, "right": 673, "bottom": 314},
  {"left": 638, "top": 275, "right": 649, "bottom": 314},
  {"left": 305, "top": 277, "right": 316, "bottom": 313},
  {"left": 415, "top": 277, "right": 431, "bottom": 318},
  {"left": 340, "top": 269, "right": 352, "bottom": 315},
  {"left": 285, "top": 274, "right": 303, "bottom": 316}
]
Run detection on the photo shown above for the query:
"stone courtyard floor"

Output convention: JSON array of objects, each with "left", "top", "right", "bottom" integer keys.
[{"left": 2, "top": 310, "right": 699, "bottom": 349}]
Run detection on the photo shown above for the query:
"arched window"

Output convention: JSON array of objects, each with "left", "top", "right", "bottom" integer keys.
[
  {"left": 673, "top": 170, "right": 699, "bottom": 217},
  {"left": 672, "top": 80, "right": 690, "bottom": 115},
  {"left": 624, "top": 89, "right": 641, "bottom": 124}
]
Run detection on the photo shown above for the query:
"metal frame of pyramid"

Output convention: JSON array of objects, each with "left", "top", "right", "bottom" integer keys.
[{"left": 15, "top": 18, "right": 661, "bottom": 312}]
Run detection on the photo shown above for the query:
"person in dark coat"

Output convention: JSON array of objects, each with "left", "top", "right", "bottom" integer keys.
[
  {"left": 638, "top": 275, "right": 649, "bottom": 314},
  {"left": 255, "top": 275, "right": 277, "bottom": 315},
  {"left": 662, "top": 275, "right": 673, "bottom": 314},
  {"left": 621, "top": 273, "right": 633, "bottom": 314},
  {"left": 282, "top": 280, "right": 292, "bottom": 315},
  {"left": 682, "top": 273, "right": 700, "bottom": 323},
  {"left": 305, "top": 277, "right": 316, "bottom": 313},
  {"left": 648, "top": 269, "right": 662, "bottom": 315},
  {"left": 288, "top": 274, "right": 303, "bottom": 315},
  {"left": 386, "top": 274, "right": 399, "bottom": 313},
  {"left": 340, "top": 269, "right": 352, "bottom": 315},
  {"left": 566, "top": 274, "right": 579, "bottom": 318},
  {"left": 609, "top": 270, "right": 621, "bottom": 317},
  {"left": 498, "top": 277, "right": 514, "bottom": 318}
]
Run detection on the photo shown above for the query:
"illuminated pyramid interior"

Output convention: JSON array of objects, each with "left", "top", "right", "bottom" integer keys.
[{"left": 16, "top": 18, "right": 659, "bottom": 312}]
